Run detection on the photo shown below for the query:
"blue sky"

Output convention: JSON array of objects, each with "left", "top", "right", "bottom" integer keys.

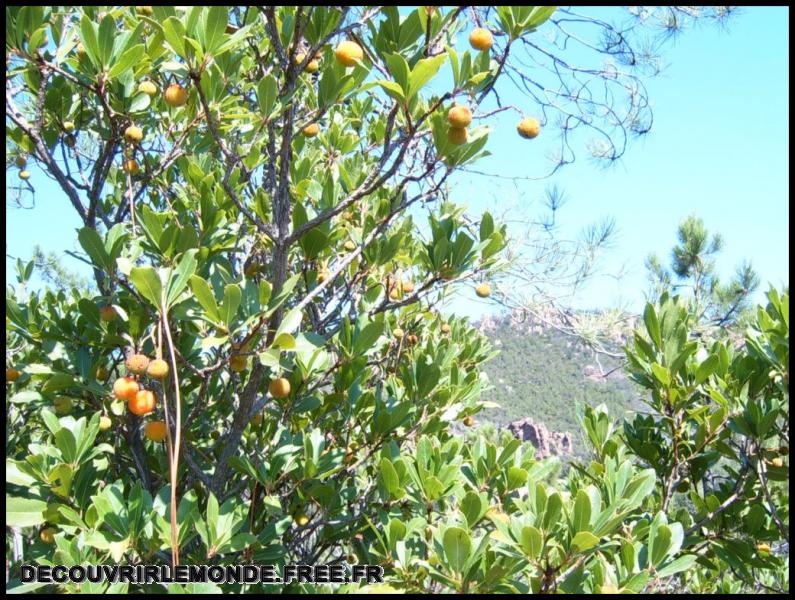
[{"left": 6, "top": 7, "right": 789, "bottom": 322}]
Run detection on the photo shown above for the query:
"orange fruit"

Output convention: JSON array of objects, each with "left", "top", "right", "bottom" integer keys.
[
  {"left": 99, "top": 305, "right": 116, "bottom": 322},
  {"left": 406, "top": 334, "right": 419, "bottom": 345},
  {"left": 15, "top": 155, "right": 27, "bottom": 168},
  {"left": 123, "top": 159, "right": 139, "bottom": 174},
  {"left": 53, "top": 396, "right": 74, "bottom": 415},
  {"left": 144, "top": 420, "right": 168, "bottom": 442},
  {"left": 40, "top": 527, "right": 57, "bottom": 544},
  {"left": 401, "top": 279, "right": 415, "bottom": 294},
  {"left": 138, "top": 81, "right": 157, "bottom": 96},
  {"left": 124, "top": 125, "right": 143, "bottom": 143},
  {"left": 768, "top": 457, "right": 784, "bottom": 468},
  {"left": 230, "top": 355, "right": 247, "bottom": 372},
  {"left": 334, "top": 41, "right": 364, "bottom": 67},
  {"left": 475, "top": 283, "right": 491, "bottom": 298},
  {"left": 164, "top": 83, "right": 188, "bottom": 107},
  {"left": 447, "top": 126, "right": 468, "bottom": 145},
  {"left": 19, "top": 170, "right": 31, "bottom": 180},
  {"left": 113, "top": 377, "right": 140, "bottom": 401},
  {"left": 463, "top": 416, "right": 474, "bottom": 427},
  {"left": 269, "top": 377, "right": 291, "bottom": 398},
  {"left": 146, "top": 359, "right": 169, "bottom": 380},
  {"left": 302, "top": 123, "right": 320, "bottom": 137},
  {"left": 129, "top": 389, "right": 156, "bottom": 416},
  {"left": 469, "top": 28, "right": 493, "bottom": 51},
  {"left": 251, "top": 413, "right": 263, "bottom": 426},
  {"left": 125, "top": 354, "right": 150, "bottom": 375},
  {"left": 447, "top": 105, "right": 472, "bottom": 128},
  {"left": 440, "top": 323, "right": 451, "bottom": 334},
  {"left": 517, "top": 117, "right": 541, "bottom": 139},
  {"left": 6, "top": 368, "right": 21, "bottom": 382}
]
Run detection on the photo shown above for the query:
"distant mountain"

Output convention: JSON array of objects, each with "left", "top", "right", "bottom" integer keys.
[{"left": 477, "top": 310, "right": 644, "bottom": 458}]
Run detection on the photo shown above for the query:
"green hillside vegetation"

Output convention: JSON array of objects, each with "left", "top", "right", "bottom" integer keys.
[{"left": 478, "top": 314, "right": 641, "bottom": 455}]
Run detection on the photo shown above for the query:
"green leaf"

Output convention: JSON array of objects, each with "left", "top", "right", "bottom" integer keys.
[
  {"left": 656, "top": 554, "right": 698, "bottom": 578},
  {"left": 162, "top": 17, "right": 187, "bottom": 59},
  {"left": 107, "top": 44, "right": 145, "bottom": 80},
  {"left": 166, "top": 250, "right": 198, "bottom": 308},
  {"left": 461, "top": 492, "right": 487, "bottom": 528},
  {"left": 189, "top": 276, "right": 221, "bottom": 322},
  {"left": 78, "top": 227, "right": 111, "bottom": 271},
  {"left": 443, "top": 527, "right": 471, "bottom": 573},
  {"left": 571, "top": 530, "right": 600, "bottom": 552},
  {"left": 573, "top": 489, "right": 592, "bottom": 532},
  {"left": 6, "top": 496, "right": 48, "bottom": 527},
  {"left": 221, "top": 284, "right": 242, "bottom": 327},
  {"left": 130, "top": 267, "right": 163, "bottom": 311},
  {"left": 407, "top": 53, "right": 447, "bottom": 100},
  {"left": 257, "top": 74, "right": 278, "bottom": 117},
  {"left": 98, "top": 14, "right": 116, "bottom": 67},
  {"left": 519, "top": 526, "right": 543, "bottom": 559},
  {"left": 379, "top": 459, "right": 399, "bottom": 497},
  {"left": 695, "top": 355, "right": 719, "bottom": 385},
  {"left": 650, "top": 525, "right": 673, "bottom": 568},
  {"left": 79, "top": 15, "right": 101, "bottom": 68},
  {"left": 643, "top": 303, "right": 662, "bottom": 350},
  {"left": 203, "top": 6, "right": 227, "bottom": 55}
]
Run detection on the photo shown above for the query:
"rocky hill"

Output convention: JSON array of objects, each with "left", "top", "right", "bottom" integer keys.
[{"left": 476, "top": 310, "right": 643, "bottom": 458}]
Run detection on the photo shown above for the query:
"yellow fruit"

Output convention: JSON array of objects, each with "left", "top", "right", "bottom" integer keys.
[
  {"left": 125, "top": 354, "right": 150, "bottom": 375},
  {"left": 6, "top": 368, "right": 21, "bottom": 382},
  {"left": 393, "top": 328, "right": 405, "bottom": 339},
  {"left": 598, "top": 584, "right": 619, "bottom": 594},
  {"left": 15, "top": 155, "right": 27, "bottom": 168},
  {"left": 123, "top": 159, "right": 140, "bottom": 174},
  {"left": 302, "top": 123, "right": 320, "bottom": 137},
  {"left": 40, "top": 527, "right": 57, "bottom": 544},
  {"left": 768, "top": 457, "right": 784, "bottom": 468},
  {"left": 136, "top": 6, "right": 154, "bottom": 16},
  {"left": 144, "top": 420, "right": 168, "bottom": 442},
  {"left": 63, "top": 121, "right": 75, "bottom": 133},
  {"left": 756, "top": 543, "right": 771, "bottom": 554},
  {"left": 146, "top": 359, "right": 169, "bottom": 380},
  {"left": 53, "top": 396, "right": 74, "bottom": 415},
  {"left": 164, "top": 83, "right": 188, "bottom": 107},
  {"left": 99, "top": 305, "right": 116, "bottom": 322},
  {"left": 306, "top": 59, "right": 319, "bottom": 73},
  {"left": 447, "top": 126, "right": 468, "bottom": 145},
  {"left": 96, "top": 366, "right": 109, "bottom": 381},
  {"left": 447, "top": 105, "right": 472, "bottom": 128},
  {"left": 76, "top": 43, "right": 86, "bottom": 56},
  {"left": 129, "top": 389, "right": 156, "bottom": 416},
  {"left": 294, "top": 513, "right": 310, "bottom": 526},
  {"left": 19, "top": 170, "right": 31, "bottom": 180},
  {"left": 344, "top": 240, "right": 356, "bottom": 252},
  {"left": 475, "top": 283, "right": 491, "bottom": 298},
  {"left": 463, "top": 416, "right": 474, "bottom": 427},
  {"left": 230, "top": 355, "right": 247, "bottom": 372},
  {"left": 401, "top": 280, "right": 415, "bottom": 294},
  {"left": 124, "top": 125, "right": 143, "bottom": 143},
  {"left": 113, "top": 377, "right": 140, "bottom": 401},
  {"left": 99, "top": 416, "right": 112, "bottom": 431},
  {"left": 440, "top": 323, "right": 451, "bottom": 334},
  {"left": 251, "top": 413, "right": 263, "bottom": 426},
  {"left": 295, "top": 52, "right": 307, "bottom": 65},
  {"left": 334, "top": 41, "right": 364, "bottom": 67},
  {"left": 317, "top": 269, "right": 331, "bottom": 284},
  {"left": 517, "top": 117, "right": 541, "bottom": 139},
  {"left": 469, "top": 28, "right": 493, "bottom": 51},
  {"left": 269, "top": 377, "right": 291, "bottom": 398},
  {"left": 343, "top": 211, "right": 354, "bottom": 221},
  {"left": 139, "top": 81, "right": 157, "bottom": 96}
]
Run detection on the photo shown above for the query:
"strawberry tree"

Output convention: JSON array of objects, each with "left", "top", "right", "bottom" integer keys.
[{"left": 6, "top": 6, "right": 788, "bottom": 594}]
